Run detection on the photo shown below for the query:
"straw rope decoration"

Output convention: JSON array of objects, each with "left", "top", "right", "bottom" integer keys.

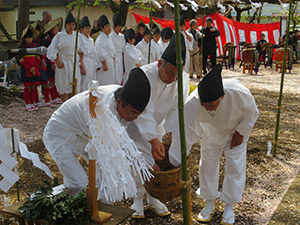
[{"left": 85, "top": 81, "right": 153, "bottom": 202}]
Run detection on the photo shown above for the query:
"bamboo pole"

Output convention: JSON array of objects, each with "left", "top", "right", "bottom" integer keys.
[
  {"left": 148, "top": 0, "right": 153, "bottom": 64},
  {"left": 11, "top": 128, "right": 20, "bottom": 202},
  {"left": 273, "top": 0, "right": 292, "bottom": 157},
  {"left": 174, "top": 1, "right": 191, "bottom": 224},
  {"left": 71, "top": 0, "right": 81, "bottom": 96},
  {"left": 200, "top": 7, "right": 205, "bottom": 79}
]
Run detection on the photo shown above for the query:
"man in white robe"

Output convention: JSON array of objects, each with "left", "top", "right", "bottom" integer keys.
[
  {"left": 127, "top": 34, "right": 190, "bottom": 218},
  {"left": 79, "top": 16, "right": 95, "bottom": 91},
  {"left": 109, "top": 13, "right": 125, "bottom": 85},
  {"left": 180, "top": 16, "right": 193, "bottom": 74},
  {"left": 95, "top": 15, "right": 116, "bottom": 85},
  {"left": 43, "top": 68, "right": 151, "bottom": 197},
  {"left": 168, "top": 64, "right": 259, "bottom": 225}
]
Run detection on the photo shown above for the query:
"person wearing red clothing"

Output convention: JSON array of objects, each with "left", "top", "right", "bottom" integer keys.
[
  {"left": 32, "top": 20, "right": 54, "bottom": 107},
  {"left": 43, "top": 17, "right": 63, "bottom": 104},
  {"left": 18, "top": 25, "right": 41, "bottom": 111}
]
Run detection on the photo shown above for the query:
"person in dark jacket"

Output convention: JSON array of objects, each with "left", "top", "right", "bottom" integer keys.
[
  {"left": 201, "top": 17, "right": 220, "bottom": 75},
  {"left": 256, "top": 33, "right": 267, "bottom": 62}
]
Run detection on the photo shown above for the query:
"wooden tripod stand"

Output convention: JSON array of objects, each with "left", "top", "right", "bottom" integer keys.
[{"left": 87, "top": 92, "right": 112, "bottom": 224}]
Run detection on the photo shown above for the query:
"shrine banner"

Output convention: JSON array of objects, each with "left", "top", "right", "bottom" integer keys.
[{"left": 132, "top": 12, "right": 280, "bottom": 58}]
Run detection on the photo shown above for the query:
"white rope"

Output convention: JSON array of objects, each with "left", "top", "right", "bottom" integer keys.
[{"left": 85, "top": 81, "right": 153, "bottom": 202}]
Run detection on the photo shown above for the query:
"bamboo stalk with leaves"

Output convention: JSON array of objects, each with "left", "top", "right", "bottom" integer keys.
[
  {"left": 273, "top": 0, "right": 293, "bottom": 157},
  {"left": 71, "top": 0, "right": 82, "bottom": 96},
  {"left": 173, "top": 0, "right": 191, "bottom": 224}
]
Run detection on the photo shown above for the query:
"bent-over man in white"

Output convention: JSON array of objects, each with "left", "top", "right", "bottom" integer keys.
[{"left": 168, "top": 64, "right": 259, "bottom": 225}]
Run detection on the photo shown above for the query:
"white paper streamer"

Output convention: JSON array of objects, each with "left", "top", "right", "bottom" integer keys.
[
  {"left": 85, "top": 81, "right": 153, "bottom": 202},
  {"left": 153, "top": 0, "right": 162, "bottom": 9},
  {"left": 167, "top": 2, "right": 174, "bottom": 8},
  {"left": 187, "top": 0, "right": 198, "bottom": 12},
  {"left": 19, "top": 142, "right": 53, "bottom": 179},
  {"left": 249, "top": 0, "right": 262, "bottom": 9},
  {"left": 180, "top": 3, "right": 188, "bottom": 11}
]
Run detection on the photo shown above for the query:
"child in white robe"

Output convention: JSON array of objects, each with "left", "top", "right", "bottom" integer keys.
[
  {"left": 46, "top": 11, "right": 83, "bottom": 102},
  {"left": 123, "top": 28, "right": 143, "bottom": 84},
  {"left": 109, "top": 13, "right": 125, "bottom": 85},
  {"left": 136, "top": 26, "right": 155, "bottom": 65},
  {"left": 79, "top": 16, "right": 95, "bottom": 91},
  {"left": 95, "top": 15, "right": 116, "bottom": 85}
]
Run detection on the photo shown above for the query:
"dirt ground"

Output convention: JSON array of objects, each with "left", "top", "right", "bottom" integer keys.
[{"left": 0, "top": 62, "right": 299, "bottom": 225}]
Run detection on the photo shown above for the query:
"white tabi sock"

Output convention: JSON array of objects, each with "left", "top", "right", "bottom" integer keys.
[{"left": 223, "top": 204, "right": 235, "bottom": 223}]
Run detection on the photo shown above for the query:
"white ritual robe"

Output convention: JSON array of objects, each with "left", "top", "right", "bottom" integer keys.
[
  {"left": 136, "top": 39, "right": 155, "bottom": 65},
  {"left": 126, "top": 62, "right": 190, "bottom": 167},
  {"left": 158, "top": 38, "right": 169, "bottom": 57},
  {"left": 181, "top": 30, "right": 193, "bottom": 73},
  {"left": 168, "top": 78, "right": 259, "bottom": 205},
  {"left": 150, "top": 39, "right": 161, "bottom": 62},
  {"left": 123, "top": 42, "right": 143, "bottom": 84},
  {"left": 47, "top": 30, "right": 81, "bottom": 94},
  {"left": 95, "top": 32, "right": 116, "bottom": 85},
  {"left": 79, "top": 33, "right": 96, "bottom": 91},
  {"left": 109, "top": 30, "right": 125, "bottom": 85},
  {"left": 43, "top": 85, "right": 127, "bottom": 195}
]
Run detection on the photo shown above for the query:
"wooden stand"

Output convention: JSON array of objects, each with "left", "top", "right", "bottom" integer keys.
[
  {"left": 87, "top": 92, "right": 112, "bottom": 224},
  {"left": 86, "top": 160, "right": 112, "bottom": 224}
]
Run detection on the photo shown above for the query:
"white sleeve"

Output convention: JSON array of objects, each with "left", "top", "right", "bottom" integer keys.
[
  {"left": 168, "top": 95, "right": 204, "bottom": 167},
  {"left": 95, "top": 35, "right": 108, "bottom": 62},
  {"left": 164, "top": 72, "right": 190, "bottom": 133},
  {"left": 134, "top": 98, "right": 159, "bottom": 142},
  {"left": 186, "top": 32, "right": 194, "bottom": 51},
  {"left": 235, "top": 91, "right": 259, "bottom": 137},
  {"left": 46, "top": 33, "right": 60, "bottom": 62}
]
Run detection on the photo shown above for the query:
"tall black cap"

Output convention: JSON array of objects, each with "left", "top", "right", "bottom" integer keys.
[
  {"left": 80, "top": 16, "right": 91, "bottom": 28},
  {"left": 161, "top": 27, "right": 173, "bottom": 39},
  {"left": 161, "top": 33, "right": 186, "bottom": 66},
  {"left": 143, "top": 26, "right": 150, "bottom": 35},
  {"left": 180, "top": 15, "right": 185, "bottom": 26},
  {"left": 121, "top": 67, "right": 150, "bottom": 112},
  {"left": 124, "top": 28, "right": 135, "bottom": 40},
  {"left": 98, "top": 15, "right": 109, "bottom": 28},
  {"left": 65, "top": 11, "right": 76, "bottom": 25},
  {"left": 197, "top": 64, "right": 224, "bottom": 103},
  {"left": 152, "top": 26, "right": 161, "bottom": 35},
  {"left": 113, "top": 13, "right": 123, "bottom": 27}
]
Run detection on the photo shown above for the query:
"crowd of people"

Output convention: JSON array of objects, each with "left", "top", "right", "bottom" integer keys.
[
  {"left": 15, "top": 9, "right": 261, "bottom": 225},
  {"left": 18, "top": 10, "right": 225, "bottom": 111}
]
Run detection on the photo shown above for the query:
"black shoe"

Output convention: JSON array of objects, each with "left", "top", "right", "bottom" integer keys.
[
  {"left": 189, "top": 76, "right": 193, "bottom": 79},
  {"left": 197, "top": 76, "right": 201, "bottom": 79},
  {"left": 203, "top": 71, "right": 207, "bottom": 75}
]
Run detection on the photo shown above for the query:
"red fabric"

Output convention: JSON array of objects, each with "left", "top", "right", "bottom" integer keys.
[
  {"left": 30, "top": 88, "right": 36, "bottom": 105},
  {"left": 21, "top": 55, "right": 41, "bottom": 77},
  {"left": 23, "top": 88, "right": 30, "bottom": 105},
  {"left": 132, "top": 12, "right": 280, "bottom": 59},
  {"left": 50, "top": 86, "right": 59, "bottom": 100},
  {"left": 35, "top": 88, "right": 39, "bottom": 103},
  {"left": 40, "top": 80, "right": 49, "bottom": 85},
  {"left": 48, "top": 77, "right": 55, "bottom": 82},
  {"left": 44, "top": 87, "right": 50, "bottom": 103},
  {"left": 23, "top": 81, "right": 40, "bottom": 87}
]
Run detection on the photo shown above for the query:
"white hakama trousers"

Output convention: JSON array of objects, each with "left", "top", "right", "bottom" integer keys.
[
  {"left": 198, "top": 142, "right": 247, "bottom": 205},
  {"left": 49, "top": 143, "right": 88, "bottom": 196}
]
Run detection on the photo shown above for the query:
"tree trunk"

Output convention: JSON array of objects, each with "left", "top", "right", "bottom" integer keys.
[{"left": 18, "top": 0, "right": 30, "bottom": 40}]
